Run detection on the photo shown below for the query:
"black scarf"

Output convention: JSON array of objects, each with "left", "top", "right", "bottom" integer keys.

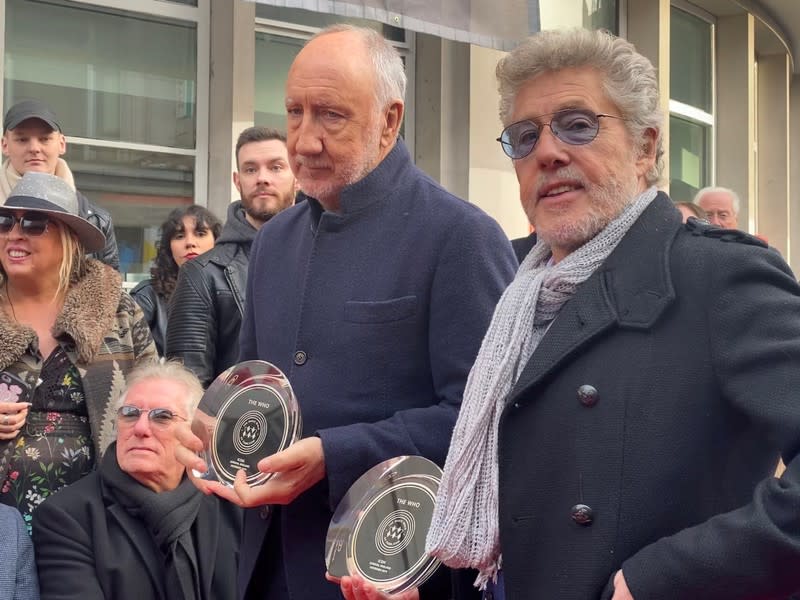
[{"left": 101, "top": 442, "right": 203, "bottom": 600}]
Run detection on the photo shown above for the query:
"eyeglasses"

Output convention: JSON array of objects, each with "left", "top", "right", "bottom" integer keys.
[
  {"left": 0, "top": 211, "right": 50, "bottom": 236},
  {"left": 117, "top": 405, "right": 188, "bottom": 427},
  {"left": 496, "top": 109, "right": 625, "bottom": 160}
]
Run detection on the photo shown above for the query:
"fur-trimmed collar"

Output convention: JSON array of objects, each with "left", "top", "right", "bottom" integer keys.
[{"left": 0, "top": 260, "right": 121, "bottom": 368}]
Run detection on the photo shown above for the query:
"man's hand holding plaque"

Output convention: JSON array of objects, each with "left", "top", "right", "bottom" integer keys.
[
  {"left": 325, "top": 456, "right": 442, "bottom": 595},
  {"left": 174, "top": 360, "right": 305, "bottom": 506}
]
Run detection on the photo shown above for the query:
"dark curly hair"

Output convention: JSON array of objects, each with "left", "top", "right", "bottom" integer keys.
[{"left": 150, "top": 205, "right": 222, "bottom": 301}]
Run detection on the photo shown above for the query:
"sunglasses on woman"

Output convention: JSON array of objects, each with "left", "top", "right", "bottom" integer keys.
[
  {"left": 117, "top": 405, "right": 188, "bottom": 427},
  {"left": 0, "top": 210, "right": 50, "bottom": 236},
  {"left": 496, "top": 108, "right": 625, "bottom": 160}
]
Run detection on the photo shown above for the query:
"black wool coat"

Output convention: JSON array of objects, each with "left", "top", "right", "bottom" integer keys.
[
  {"left": 32, "top": 449, "right": 242, "bottom": 600},
  {"left": 497, "top": 193, "right": 800, "bottom": 600}
]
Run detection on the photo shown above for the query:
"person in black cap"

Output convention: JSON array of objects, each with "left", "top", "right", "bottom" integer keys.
[
  {"left": 0, "top": 171, "right": 156, "bottom": 529},
  {"left": 1, "top": 99, "right": 120, "bottom": 269}
]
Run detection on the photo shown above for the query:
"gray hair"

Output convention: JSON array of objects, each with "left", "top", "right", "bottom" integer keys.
[
  {"left": 694, "top": 186, "right": 740, "bottom": 215},
  {"left": 116, "top": 360, "right": 204, "bottom": 421},
  {"left": 310, "top": 24, "right": 407, "bottom": 110},
  {"left": 496, "top": 28, "right": 664, "bottom": 186}
]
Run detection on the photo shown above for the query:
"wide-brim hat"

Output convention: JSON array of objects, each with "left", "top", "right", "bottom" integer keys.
[{"left": 4, "top": 172, "right": 106, "bottom": 253}]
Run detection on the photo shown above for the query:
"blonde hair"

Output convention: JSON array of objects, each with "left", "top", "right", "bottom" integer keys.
[
  {"left": 0, "top": 218, "right": 87, "bottom": 300},
  {"left": 56, "top": 223, "right": 88, "bottom": 299}
]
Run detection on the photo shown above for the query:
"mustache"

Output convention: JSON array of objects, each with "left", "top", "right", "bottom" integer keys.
[
  {"left": 294, "top": 156, "right": 331, "bottom": 170},
  {"left": 535, "top": 166, "right": 589, "bottom": 198}
]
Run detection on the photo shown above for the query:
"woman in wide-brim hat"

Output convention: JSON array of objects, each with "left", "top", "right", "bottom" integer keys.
[{"left": 0, "top": 171, "right": 156, "bottom": 529}]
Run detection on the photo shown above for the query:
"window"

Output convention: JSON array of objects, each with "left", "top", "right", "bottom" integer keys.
[
  {"left": 669, "top": 5, "right": 714, "bottom": 201},
  {"left": 539, "top": 0, "right": 618, "bottom": 33},
  {"left": 254, "top": 33, "right": 304, "bottom": 130},
  {"left": 3, "top": 0, "right": 206, "bottom": 280}
]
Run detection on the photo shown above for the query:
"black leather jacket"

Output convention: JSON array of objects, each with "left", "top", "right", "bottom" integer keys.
[
  {"left": 77, "top": 191, "right": 120, "bottom": 270},
  {"left": 165, "top": 201, "right": 256, "bottom": 387},
  {"left": 130, "top": 279, "right": 168, "bottom": 356}
]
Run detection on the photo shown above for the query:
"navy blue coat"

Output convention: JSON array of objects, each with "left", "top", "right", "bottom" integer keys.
[
  {"left": 238, "top": 140, "right": 517, "bottom": 599},
  {"left": 497, "top": 194, "right": 800, "bottom": 599}
]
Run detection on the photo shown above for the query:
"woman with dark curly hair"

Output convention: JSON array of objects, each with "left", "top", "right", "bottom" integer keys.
[{"left": 131, "top": 205, "right": 221, "bottom": 355}]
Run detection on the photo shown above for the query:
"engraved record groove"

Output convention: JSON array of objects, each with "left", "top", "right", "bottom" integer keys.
[
  {"left": 194, "top": 360, "right": 302, "bottom": 489},
  {"left": 211, "top": 383, "right": 290, "bottom": 485},
  {"left": 233, "top": 410, "right": 269, "bottom": 455},
  {"left": 349, "top": 480, "right": 436, "bottom": 586},
  {"left": 325, "top": 455, "right": 443, "bottom": 593},
  {"left": 375, "top": 509, "right": 416, "bottom": 556}
]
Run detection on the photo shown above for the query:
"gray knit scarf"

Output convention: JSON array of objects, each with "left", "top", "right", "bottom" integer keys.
[{"left": 426, "top": 186, "right": 657, "bottom": 588}]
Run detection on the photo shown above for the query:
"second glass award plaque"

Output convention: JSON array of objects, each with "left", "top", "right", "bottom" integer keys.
[
  {"left": 325, "top": 456, "right": 442, "bottom": 593},
  {"left": 192, "top": 360, "right": 302, "bottom": 488}
]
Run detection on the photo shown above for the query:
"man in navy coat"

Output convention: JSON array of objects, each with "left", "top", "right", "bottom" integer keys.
[
  {"left": 429, "top": 28, "right": 800, "bottom": 600},
  {"left": 177, "top": 23, "right": 517, "bottom": 600}
]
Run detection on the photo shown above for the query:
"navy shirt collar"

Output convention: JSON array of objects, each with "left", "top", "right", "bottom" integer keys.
[{"left": 300, "top": 138, "right": 411, "bottom": 222}]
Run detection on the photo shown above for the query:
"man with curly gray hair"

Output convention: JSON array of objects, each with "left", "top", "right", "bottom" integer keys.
[{"left": 428, "top": 28, "right": 800, "bottom": 600}]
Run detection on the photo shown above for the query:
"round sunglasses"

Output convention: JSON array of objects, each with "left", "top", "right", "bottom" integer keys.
[
  {"left": 117, "top": 405, "right": 188, "bottom": 427},
  {"left": 496, "top": 108, "right": 624, "bottom": 160},
  {"left": 0, "top": 211, "right": 51, "bottom": 236}
]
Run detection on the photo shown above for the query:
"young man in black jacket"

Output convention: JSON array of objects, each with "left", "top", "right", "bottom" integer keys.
[{"left": 166, "top": 126, "right": 296, "bottom": 387}]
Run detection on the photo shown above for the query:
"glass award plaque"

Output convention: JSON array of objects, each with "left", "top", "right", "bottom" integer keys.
[
  {"left": 191, "top": 360, "right": 302, "bottom": 488},
  {"left": 326, "top": 456, "right": 442, "bottom": 594}
]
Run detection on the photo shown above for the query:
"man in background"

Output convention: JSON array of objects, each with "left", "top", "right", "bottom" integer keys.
[
  {"left": 694, "top": 186, "right": 739, "bottom": 228},
  {"left": 166, "top": 126, "right": 297, "bottom": 387}
]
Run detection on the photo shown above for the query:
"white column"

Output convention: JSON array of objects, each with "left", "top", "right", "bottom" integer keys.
[
  {"left": 756, "top": 53, "right": 790, "bottom": 258},
  {"left": 467, "top": 44, "right": 528, "bottom": 239},
  {"left": 206, "top": 0, "right": 256, "bottom": 219},
  {"left": 716, "top": 14, "right": 755, "bottom": 232},
  {"left": 626, "top": 0, "right": 671, "bottom": 189}
]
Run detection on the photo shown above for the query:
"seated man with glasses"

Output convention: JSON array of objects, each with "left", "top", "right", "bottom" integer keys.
[
  {"left": 426, "top": 28, "right": 800, "bottom": 600},
  {"left": 31, "top": 361, "right": 241, "bottom": 600}
]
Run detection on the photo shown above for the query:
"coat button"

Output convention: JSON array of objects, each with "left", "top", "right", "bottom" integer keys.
[
  {"left": 570, "top": 503, "right": 594, "bottom": 525},
  {"left": 293, "top": 350, "right": 307, "bottom": 366},
  {"left": 259, "top": 506, "right": 271, "bottom": 520},
  {"left": 577, "top": 384, "right": 599, "bottom": 407}
]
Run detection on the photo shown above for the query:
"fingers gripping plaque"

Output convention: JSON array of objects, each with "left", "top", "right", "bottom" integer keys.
[
  {"left": 192, "top": 361, "right": 302, "bottom": 488},
  {"left": 326, "top": 456, "right": 442, "bottom": 594}
]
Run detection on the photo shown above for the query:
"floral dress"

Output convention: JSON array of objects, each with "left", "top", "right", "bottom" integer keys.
[{"left": 0, "top": 345, "right": 95, "bottom": 533}]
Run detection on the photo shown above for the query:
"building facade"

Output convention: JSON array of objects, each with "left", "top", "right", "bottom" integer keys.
[{"left": 2, "top": 0, "right": 798, "bottom": 278}]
